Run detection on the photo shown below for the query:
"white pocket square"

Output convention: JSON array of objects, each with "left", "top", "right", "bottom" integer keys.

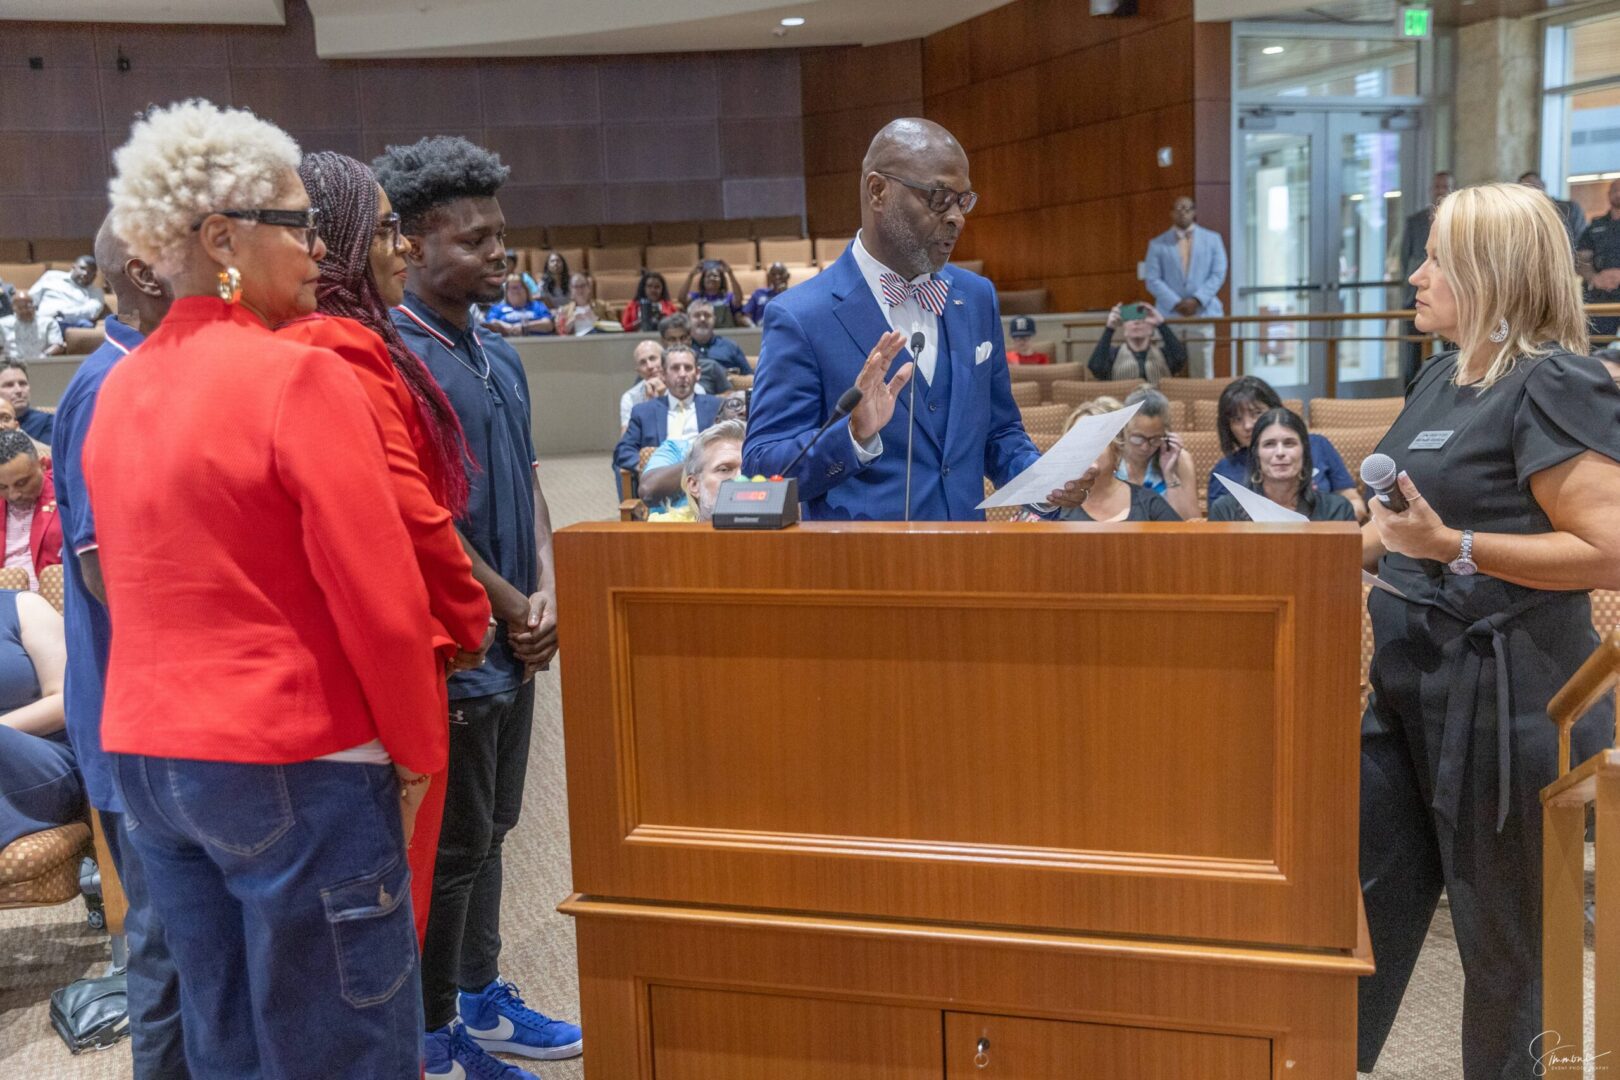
[{"left": 975, "top": 341, "right": 993, "bottom": 365}]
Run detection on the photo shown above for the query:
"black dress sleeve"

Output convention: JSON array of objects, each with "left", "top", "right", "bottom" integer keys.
[
  {"left": 1134, "top": 486, "right": 1182, "bottom": 521},
  {"left": 1512, "top": 350, "right": 1620, "bottom": 489},
  {"left": 1207, "top": 495, "right": 1244, "bottom": 522},
  {"left": 1087, "top": 328, "right": 1117, "bottom": 380},
  {"left": 1310, "top": 491, "right": 1357, "bottom": 521}
]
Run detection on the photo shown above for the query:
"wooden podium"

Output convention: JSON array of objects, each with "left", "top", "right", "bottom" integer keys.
[{"left": 556, "top": 521, "right": 1372, "bottom": 1078}]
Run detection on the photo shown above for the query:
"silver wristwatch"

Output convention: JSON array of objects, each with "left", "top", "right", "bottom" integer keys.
[{"left": 1447, "top": 529, "right": 1477, "bottom": 576}]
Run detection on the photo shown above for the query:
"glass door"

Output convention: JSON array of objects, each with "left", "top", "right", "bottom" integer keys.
[{"left": 1236, "top": 109, "right": 1417, "bottom": 399}]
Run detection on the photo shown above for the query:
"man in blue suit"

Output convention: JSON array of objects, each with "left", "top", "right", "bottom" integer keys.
[
  {"left": 615, "top": 343, "right": 724, "bottom": 473},
  {"left": 1144, "top": 195, "right": 1228, "bottom": 376},
  {"left": 743, "top": 118, "right": 1080, "bottom": 521}
]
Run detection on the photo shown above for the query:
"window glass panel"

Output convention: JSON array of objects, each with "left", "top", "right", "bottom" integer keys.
[
  {"left": 1570, "top": 16, "right": 1620, "bottom": 85},
  {"left": 1238, "top": 37, "right": 1417, "bottom": 98}
]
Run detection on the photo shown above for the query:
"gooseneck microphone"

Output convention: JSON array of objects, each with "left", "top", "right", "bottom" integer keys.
[
  {"left": 903, "top": 331, "right": 924, "bottom": 523},
  {"left": 782, "top": 385, "right": 864, "bottom": 478},
  {"left": 1360, "top": 452, "right": 1409, "bottom": 513}
]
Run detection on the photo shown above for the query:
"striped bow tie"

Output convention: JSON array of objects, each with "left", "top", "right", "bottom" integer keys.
[{"left": 879, "top": 272, "right": 949, "bottom": 316}]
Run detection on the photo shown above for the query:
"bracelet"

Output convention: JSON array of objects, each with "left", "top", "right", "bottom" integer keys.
[{"left": 399, "top": 772, "right": 431, "bottom": 790}]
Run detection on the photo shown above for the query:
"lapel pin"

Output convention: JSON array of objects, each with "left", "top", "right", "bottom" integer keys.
[{"left": 953, "top": 299, "right": 963, "bottom": 306}]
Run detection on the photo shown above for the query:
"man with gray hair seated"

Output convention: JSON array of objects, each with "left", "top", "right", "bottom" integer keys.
[{"left": 649, "top": 419, "right": 746, "bottom": 523}]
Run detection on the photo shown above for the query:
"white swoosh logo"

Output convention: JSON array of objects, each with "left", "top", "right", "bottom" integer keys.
[
  {"left": 429, "top": 1062, "right": 467, "bottom": 1080},
  {"left": 465, "top": 1015, "right": 516, "bottom": 1041}
]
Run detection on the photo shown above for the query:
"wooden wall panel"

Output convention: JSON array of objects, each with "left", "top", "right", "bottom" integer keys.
[{"left": 0, "top": 0, "right": 804, "bottom": 240}]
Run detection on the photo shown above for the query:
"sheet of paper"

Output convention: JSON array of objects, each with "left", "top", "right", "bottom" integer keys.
[
  {"left": 1362, "top": 570, "right": 1408, "bottom": 597},
  {"left": 979, "top": 401, "right": 1143, "bottom": 509},
  {"left": 1211, "top": 472, "right": 1307, "bottom": 523}
]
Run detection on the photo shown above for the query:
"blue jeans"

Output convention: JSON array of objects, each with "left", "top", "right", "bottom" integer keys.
[
  {"left": 112, "top": 755, "right": 422, "bottom": 1080},
  {"left": 101, "top": 810, "right": 190, "bottom": 1080}
]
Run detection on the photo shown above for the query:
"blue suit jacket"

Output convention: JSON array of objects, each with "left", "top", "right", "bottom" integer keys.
[
  {"left": 742, "top": 248, "right": 1039, "bottom": 521},
  {"left": 1144, "top": 224, "right": 1227, "bottom": 317},
  {"left": 614, "top": 393, "right": 724, "bottom": 471}
]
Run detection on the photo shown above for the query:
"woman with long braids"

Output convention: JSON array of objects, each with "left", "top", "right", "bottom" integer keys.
[{"left": 279, "top": 150, "right": 493, "bottom": 947}]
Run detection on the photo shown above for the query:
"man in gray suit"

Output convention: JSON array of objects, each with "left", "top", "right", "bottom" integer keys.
[{"left": 1144, "top": 196, "right": 1227, "bottom": 376}]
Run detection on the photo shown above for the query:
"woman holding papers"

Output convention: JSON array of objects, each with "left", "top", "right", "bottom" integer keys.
[
  {"left": 1017, "top": 399, "right": 1180, "bottom": 522},
  {"left": 1356, "top": 182, "right": 1620, "bottom": 1079},
  {"left": 1206, "top": 408, "right": 1355, "bottom": 522}
]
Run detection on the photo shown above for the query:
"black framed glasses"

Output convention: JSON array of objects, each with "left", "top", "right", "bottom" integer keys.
[
  {"left": 1126, "top": 433, "right": 1168, "bottom": 449},
  {"left": 194, "top": 207, "right": 322, "bottom": 254},
  {"left": 875, "top": 172, "right": 978, "bottom": 215},
  {"left": 375, "top": 212, "right": 401, "bottom": 251}
]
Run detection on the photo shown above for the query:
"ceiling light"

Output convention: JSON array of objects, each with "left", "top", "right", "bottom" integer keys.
[
  {"left": 1348, "top": 194, "right": 1365, "bottom": 202},
  {"left": 1262, "top": 45, "right": 1285, "bottom": 55},
  {"left": 1383, "top": 190, "right": 1402, "bottom": 198},
  {"left": 781, "top": 16, "right": 806, "bottom": 25}
]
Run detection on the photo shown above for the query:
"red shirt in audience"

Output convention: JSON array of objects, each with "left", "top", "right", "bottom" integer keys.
[
  {"left": 1008, "top": 346, "right": 1050, "bottom": 365},
  {"left": 83, "top": 297, "right": 447, "bottom": 773}
]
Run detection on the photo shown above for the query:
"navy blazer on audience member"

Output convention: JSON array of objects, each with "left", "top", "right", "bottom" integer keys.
[{"left": 614, "top": 393, "right": 724, "bottom": 471}]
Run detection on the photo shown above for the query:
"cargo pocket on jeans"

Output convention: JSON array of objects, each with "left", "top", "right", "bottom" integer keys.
[{"left": 320, "top": 857, "right": 416, "bottom": 1009}]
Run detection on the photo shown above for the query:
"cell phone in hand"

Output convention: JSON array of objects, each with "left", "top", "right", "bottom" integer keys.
[{"left": 1118, "top": 303, "right": 1147, "bottom": 322}]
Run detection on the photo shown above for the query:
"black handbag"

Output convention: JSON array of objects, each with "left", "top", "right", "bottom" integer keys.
[{"left": 49, "top": 971, "right": 130, "bottom": 1053}]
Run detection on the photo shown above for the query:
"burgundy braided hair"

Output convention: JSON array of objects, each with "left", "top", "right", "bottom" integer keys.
[{"left": 298, "top": 151, "right": 473, "bottom": 518}]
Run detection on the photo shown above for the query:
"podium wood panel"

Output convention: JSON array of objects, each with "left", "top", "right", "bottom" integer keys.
[{"left": 558, "top": 522, "right": 1361, "bottom": 952}]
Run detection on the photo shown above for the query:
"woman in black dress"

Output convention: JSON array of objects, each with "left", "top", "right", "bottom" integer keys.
[{"left": 1358, "top": 182, "right": 1620, "bottom": 1078}]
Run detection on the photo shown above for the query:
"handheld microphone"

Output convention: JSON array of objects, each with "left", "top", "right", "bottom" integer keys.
[
  {"left": 903, "top": 330, "right": 924, "bottom": 523},
  {"left": 781, "top": 385, "right": 864, "bottom": 478},
  {"left": 1360, "top": 453, "right": 1409, "bottom": 513}
]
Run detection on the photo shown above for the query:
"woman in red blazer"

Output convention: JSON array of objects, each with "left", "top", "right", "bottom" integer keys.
[
  {"left": 281, "top": 150, "right": 502, "bottom": 949},
  {"left": 87, "top": 100, "right": 439, "bottom": 1078}
]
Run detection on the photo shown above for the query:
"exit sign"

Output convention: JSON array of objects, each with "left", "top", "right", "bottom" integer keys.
[{"left": 1400, "top": 5, "right": 1432, "bottom": 38}]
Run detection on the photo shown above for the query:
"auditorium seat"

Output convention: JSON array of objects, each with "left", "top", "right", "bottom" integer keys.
[
  {"left": 30, "top": 238, "right": 92, "bottom": 262},
  {"left": 953, "top": 259, "right": 985, "bottom": 275},
  {"left": 544, "top": 247, "right": 586, "bottom": 276},
  {"left": 1009, "top": 381, "right": 1041, "bottom": 408},
  {"left": 0, "top": 820, "right": 92, "bottom": 910},
  {"left": 37, "top": 564, "right": 63, "bottom": 614},
  {"left": 751, "top": 216, "right": 802, "bottom": 239},
  {"left": 1158, "top": 377, "right": 1234, "bottom": 405},
  {"left": 1018, "top": 402, "right": 1070, "bottom": 442},
  {"left": 616, "top": 444, "right": 662, "bottom": 504},
  {"left": 598, "top": 223, "right": 650, "bottom": 247},
  {"left": 733, "top": 268, "right": 765, "bottom": 295},
  {"left": 1050, "top": 378, "right": 1145, "bottom": 407},
  {"left": 1007, "top": 361, "right": 1083, "bottom": 401},
  {"left": 593, "top": 272, "right": 641, "bottom": 305},
  {"left": 646, "top": 242, "right": 699, "bottom": 273},
  {"left": 63, "top": 327, "right": 105, "bottom": 356},
  {"left": 1314, "top": 426, "right": 1387, "bottom": 485},
  {"left": 1180, "top": 430, "right": 1226, "bottom": 514},
  {"left": 0, "top": 240, "right": 29, "bottom": 262},
  {"left": 650, "top": 221, "right": 702, "bottom": 244},
  {"left": 547, "top": 225, "right": 599, "bottom": 248},
  {"left": 814, "top": 237, "right": 852, "bottom": 265},
  {"left": 703, "top": 239, "right": 757, "bottom": 268},
  {"left": 0, "top": 566, "right": 27, "bottom": 591},
  {"left": 784, "top": 264, "right": 820, "bottom": 285},
  {"left": 1308, "top": 397, "right": 1403, "bottom": 430},
  {"left": 587, "top": 246, "right": 644, "bottom": 274},
  {"left": 1360, "top": 583, "right": 1375, "bottom": 712},
  {"left": 504, "top": 226, "right": 545, "bottom": 247},
  {"left": 1191, "top": 397, "right": 1304, "bottom": 431},
  {"left": 0, "top": 262, "right": 50, "bottom": 291},
  {"left": 728, "top": 373, "right": 754, "bottom": 390},
  {"left": 982, "top": 478, "right": 1019, "bottom": 523},
  {"left": 759, "top": 238, "right": 812, "bottom": 267},
  {"left": 1593, "top": 590, "right": 1620, "bottom": 632},
  {"left": 996, "top": 289, "right": 1048, "bottom": 315},
  {"left": 700, "top": 218, "right": 753, "bottom": 241},
  {"left": 1020, "top": 339, "right": 1058, "bottom": 361}
]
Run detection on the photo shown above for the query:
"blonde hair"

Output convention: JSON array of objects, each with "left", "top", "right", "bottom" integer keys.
[
  {"left": 1430, "top": 182, "right": 1588, "bottom": 389},
  {"left": 108, "top": 99, "right": 301, "bottom": 277},
  {"left": 1063, "top": 395, "right": 1124, "bottom": 433}
]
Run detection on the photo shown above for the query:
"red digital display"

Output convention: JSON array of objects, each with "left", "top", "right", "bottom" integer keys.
[{"left": 733, "top": 490, "right": 770, "bottom": 502}]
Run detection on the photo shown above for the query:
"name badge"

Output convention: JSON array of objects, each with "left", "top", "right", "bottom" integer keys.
[{"left": 1409, "top": 430, "right": 1453, "bottom": 450}]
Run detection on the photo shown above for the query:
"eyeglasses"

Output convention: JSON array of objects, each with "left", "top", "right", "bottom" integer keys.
[
  {"left": 875, "top": 172, "right": 978, "bottom": 215},
  {"left": 1126, "top": 433, "right": 1168, "bottom": 449},
  {"left": 375, "top": 212, "right": 401, "bottom": 251},
  {"left": 194, "top": 207, "right": 323, "bottom": 254}
]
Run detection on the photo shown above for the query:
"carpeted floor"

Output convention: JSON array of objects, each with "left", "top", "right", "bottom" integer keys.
[{"left": 0, "top": 453, "right": 1586, "bottom": 1077}]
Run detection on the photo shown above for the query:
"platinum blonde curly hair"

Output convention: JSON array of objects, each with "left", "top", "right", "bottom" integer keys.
[{"left": 108, "top": 99, "right": 302, "bottom": 277}]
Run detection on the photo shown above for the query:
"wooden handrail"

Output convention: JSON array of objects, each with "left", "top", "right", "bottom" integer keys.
[
  {"left": 1061, "top": 302, "right": 1620, "bottom": 332},
  {"left": 1547, "top": 629, "right": 1620, "bottom": 775}
]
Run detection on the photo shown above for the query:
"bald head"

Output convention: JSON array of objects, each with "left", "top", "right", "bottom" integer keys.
[
  {"left": 95, "top": 213, "right": 171, "bottom": 332},
  {"left": 859, "top": 118, "right": 972, "bottom": 277},
  {"left": 94, "top": 216, "right": 132, "bottom": 302}
]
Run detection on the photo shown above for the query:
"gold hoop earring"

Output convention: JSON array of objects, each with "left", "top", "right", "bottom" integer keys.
[{"left": 217, "top": 267, "right": 242, "bottom": 304}]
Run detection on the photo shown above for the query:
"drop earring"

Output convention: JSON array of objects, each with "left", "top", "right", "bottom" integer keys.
[
  {"left": 1489, "top": 317, "right": 1509, "bottom": 343},
  {"left": 217, "top": 266, "right": 242, "bottom": 304}
]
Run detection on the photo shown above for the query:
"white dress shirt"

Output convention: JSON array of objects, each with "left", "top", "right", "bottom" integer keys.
[{"left": 850, "top": 231, "right": 940, "bottom": 383}]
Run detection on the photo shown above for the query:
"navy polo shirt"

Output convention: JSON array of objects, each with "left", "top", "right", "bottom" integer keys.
[
  {"left": 19, "top": 406, "right": 53, "bottom": 443},
  {"left": 393, "top": 293, "right": 538, "bottom": 700},
  {"left": 52, "top": 316, "right": 143, "bottom": 812}
]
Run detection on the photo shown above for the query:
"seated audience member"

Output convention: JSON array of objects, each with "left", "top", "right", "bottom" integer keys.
[
  {"left": 682, "top": 259, "right": 749, "bottom": 327},
  {"left": 620, "top": 339, "right": 669, "bottom": 430},
  {"left": 0, "top": 361, "right": 55, "bottom": 443},
  {"left": 638, "top": 394, "right": 747, "bottom": 509},
  {"left": 0, "top": 586, "right": 72, "bottom": 851},
  {"left": 744, "top": 262, "right": 790, "bottom": 326},
  {"left": 1206, "top": 375, "right": 1364, "bottom": 518},
  {"left": 0, "top": 430, "right": 61, "bottom": 589},
  {"left": 649, "top": 418, "right": 746, "bottom": 523},
  {"left": 0, "top": 276, "right": 13, "bottom": 318},
  {"left": 556, "top": 273, "right": 612, "bottom": 336},
  {"left": 688, "top": 298, "right": 751, "bottom": 376},
  {"left": 1006, "top": 315, "right": 1049, "bottom": 364},
  {"left": 1208, "top": 408, "right": 1356, "bottom": 522},
  {"left": 1117, "top": 387, "right": 1198, "bottom": 520},
  {"left": 536, "top": 251, "right": 571, "bottom": 309},
  {"left": 1, "top": 295, "right": 65, "bottom": 362},
  {"left": 659, "top": 311, "right": 729, "bottom": 395},
  {"left": 1088, "top": 302, "right": 1185, "bottom": 381},
  {"left": 484, "top": 276, "right": 554, "bottom": 336},
  {"left": 503, "top": 249, "right": 540, "bottom": 296},
  {"left": 621, "top": 271, "right": 679, "bottom": 332},
  {"left": 1019, "top": 398, "right": 1179, "bottom": 522},
  {"left": 29, "top": 256, "right": 106, "bottom": 327},
  {"left": 614, "top": 344, "right": 723, "bottom": 478}
]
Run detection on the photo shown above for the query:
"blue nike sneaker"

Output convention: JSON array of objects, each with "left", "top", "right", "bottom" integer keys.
[
  {"left": 423, "top": 1020, "right": 541, "bottom": 1080},
  {"left": 457, "top": 977, "right": 583, "bottom": 1061}
]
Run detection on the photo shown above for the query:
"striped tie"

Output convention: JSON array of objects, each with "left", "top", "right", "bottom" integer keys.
[{"left": 879, "top": 272, "right": 949, "bottom": 317}]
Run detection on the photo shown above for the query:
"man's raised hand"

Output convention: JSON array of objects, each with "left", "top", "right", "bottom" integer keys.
[{"left": 848, "top": 330, "right": 913, "bottom": 443}]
